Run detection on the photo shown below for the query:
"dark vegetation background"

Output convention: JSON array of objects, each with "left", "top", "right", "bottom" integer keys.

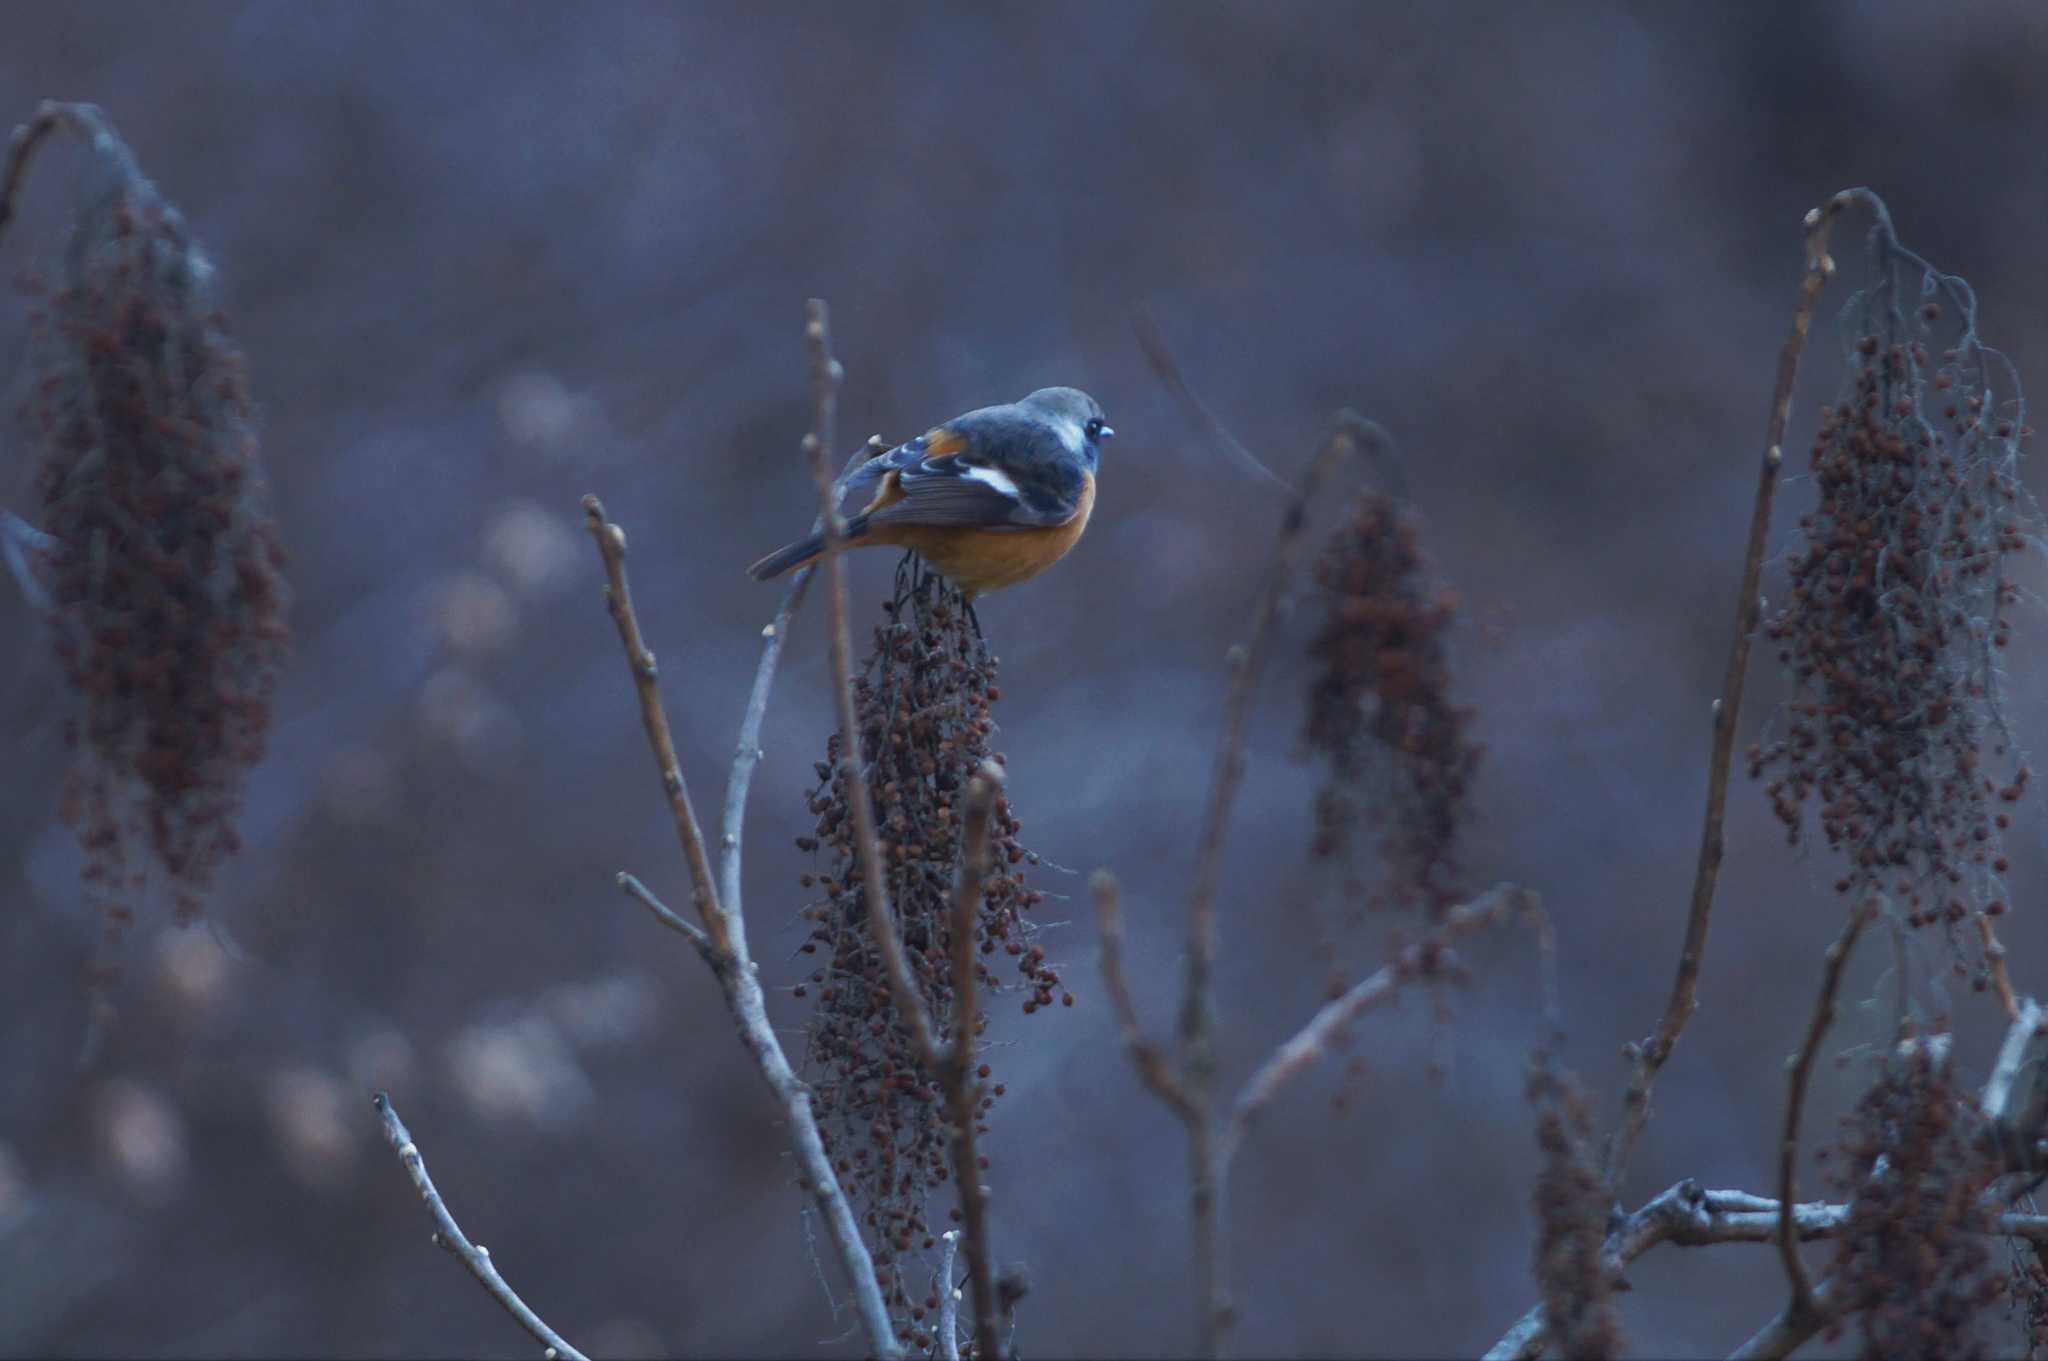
[{"left": 5, "top": 3, "right": 2048, "bottom": 1356}]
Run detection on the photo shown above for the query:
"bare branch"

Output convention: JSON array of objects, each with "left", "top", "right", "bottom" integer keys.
[
  {"left": 1984, "top": 996, "right": 2046, "bottom": 1123},
  {"left": 719, "top": 567, "right": 811, "bottom": 922},
  {"left": 1485, "top": 1169, "right": 2048, "bottom": 1361},
  {"left": 946, "top": 761, "right": 1005, "bottom": 1361},
  {"left": 1131, "top": 314, "right": 1296, "bottom": 495},
  {"left": 614, "top": 871, "right": 711, "bottom": 956},
  {"left": 1092, "top": 870, "right": 1195, "bottom": 1118},
  {"left": 371, "top": 1094, "right": 590, "bottom": 1361},
  {"left": 803, "top": 297, "right": 945, "bottom": 1070},
  {"left": 937, "top": 1230, "right": 963, "bottom": 1361},
  {"left": 1977, "top": 917, "right": 2020, "bottom": 1024},
  {"left": 584, "top": 369, "right": 900, "bottom": 1357},
  {"left": 1182, "top": 415, "right": 1375, "bottom": 1073},
  {"left": 1776, "top": 902, "right": 1870, "bottom": 1317},
  {"left": 718, "top": 437, "right": 886, "bottom": 920},
  {"left": 1728, "top": 1276, "right": 1838, "bottom": 1361},
  {"left": 1226, "top": 884, "right": 1546, "bottom": 1163},
  {"left": 1, "top": 102, "right": 125, "bottom": 242},
  {"left": 582, "top": 495, "right": 732, "bottom": 959},
  {"left": 1605, "top": 192, "right": 1855, "bottom": 1195}
]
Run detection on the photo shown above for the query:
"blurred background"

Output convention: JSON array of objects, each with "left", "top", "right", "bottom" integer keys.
[{"left": 5, "top": 3, "right": 2048, "bottom": 1356}]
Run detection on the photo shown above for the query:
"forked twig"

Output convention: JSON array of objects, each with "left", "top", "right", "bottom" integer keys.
[
  {"left": 1093, "top": 871, "right": 1195, "bottom": 1119},
  {"left": 583, "top": 496, "right": 731, "bottom": 959},
  {"left": 615, "top": 870, "right": 711, "bottom": 956},
  {"left": 1728, "top": 1277, "right": 1840, "bottom": 1361},
  {"left": 372, "top": 1094, "right": 590, "bottom": 1361},
  {"left": 1224, "top": 884, "right": 1551, "bottom": 1164},
  {"left": 576, "top": 324, "right": 902, "bottom": 1356}
]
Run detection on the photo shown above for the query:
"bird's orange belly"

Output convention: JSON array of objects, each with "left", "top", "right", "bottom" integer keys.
[{"left": 869, "top": 481, "right": 1095, "bottom": 596}]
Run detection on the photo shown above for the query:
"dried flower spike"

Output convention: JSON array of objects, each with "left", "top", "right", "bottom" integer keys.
[
  {"left": 1753, "top": 207, "right": 2031, "bottom": 968},
  {"left": 6, "top": 103, "right": 288, "bottom": 1011}
]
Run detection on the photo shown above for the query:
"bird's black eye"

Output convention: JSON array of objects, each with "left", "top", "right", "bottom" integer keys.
[{"left": 1085, "top": 417, "right": 1110, "bottom": 441}]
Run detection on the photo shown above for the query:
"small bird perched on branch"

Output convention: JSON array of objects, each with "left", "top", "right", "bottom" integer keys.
[{"left": 748, "top": 387, "right": 1112, "bottom": 598}]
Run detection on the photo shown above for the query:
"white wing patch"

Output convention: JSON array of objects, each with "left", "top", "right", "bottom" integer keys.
[{"left": 960, "top": 464, "right": 1022, "bottom": 499}]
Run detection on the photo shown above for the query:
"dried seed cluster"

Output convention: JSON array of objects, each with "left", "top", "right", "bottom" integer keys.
[
  {"left": 797, "top": 571, "right": 1065, "bottom": 1349},
  {"left": 17, "top": 119, "right": 288, "bottom": 986},
  {"left": 1302, "top": 491, "right": 1480, "bottom": 917},
  {"left": 1752, "top": 258, "right": 2031, "bottom": 968},
  {"left": 1526, "top": 1055, "right": 1623, "bottom": 1361},
  {"left": 1826, "top": 1043, "right": 2001, "bottom": 1358}
]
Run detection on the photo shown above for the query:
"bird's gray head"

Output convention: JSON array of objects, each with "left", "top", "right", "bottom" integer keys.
[{"left": 1017, "top": 387, "right": 1113, "bottom": 459}]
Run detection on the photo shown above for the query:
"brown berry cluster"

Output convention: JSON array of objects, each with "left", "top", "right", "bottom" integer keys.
[
  {"left": 795, "top": 569, "right": 1066, "bottom": 1350},
  {"left": 16, "top": 109, "right": 288, "bottom": 986},
  {"left": 2012, "top": 1242, "right": 2048, "bottom": 1360},
  {"left": 1526, "top": 1054, "right": 1623, "bottom": 1361},
  {"left": 1825, "top": 1041, "right": 2002, "bottom": 1358},
  {"left": 1302, "top": 491, "right": 1481, "bottom": 918},
  {"left": 1752, "top": 261, "right": 2030, "bottom": 960}
]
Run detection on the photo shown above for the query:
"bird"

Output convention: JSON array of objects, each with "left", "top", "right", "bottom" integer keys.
[{"left": 748, "top": 387, "right": 1112, "bottom": 599}]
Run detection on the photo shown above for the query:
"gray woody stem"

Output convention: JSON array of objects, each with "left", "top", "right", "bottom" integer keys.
[
  {"left": 372, "top": 1094, "right": 591, "bottom": 1361},
  {"left": 576, "top": 303, "right": 915, "bottom": 1360}
]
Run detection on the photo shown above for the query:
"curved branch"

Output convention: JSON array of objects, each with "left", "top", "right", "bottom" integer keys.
[
  {"left": 1604, "top": 191, "right": 1856, "bottom": 1195},
  {"left": 372, "top": 1094, "right": 590, "bottom": 1361}
]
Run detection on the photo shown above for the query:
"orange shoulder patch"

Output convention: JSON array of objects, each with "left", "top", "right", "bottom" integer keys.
[
  {"left": 858, "top": 469, "right": 906, "bottom": 517},
  {"left": 919, "top": 427, "right": 969, "bottom": 459}
]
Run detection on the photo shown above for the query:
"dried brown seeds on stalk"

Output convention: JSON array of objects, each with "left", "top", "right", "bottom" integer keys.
[
  {"left": 1301, "top": 491, "right": 1481, "bottom": 920},
  {"left": 6, "top": 103, "right": 288, "bottom": 1031},
  {"left": 798, "top": 569, "right": 1065, "bottom": 1353},
  {"left": 1752, "top": 209, "right": 2033, "bottom": 986}
]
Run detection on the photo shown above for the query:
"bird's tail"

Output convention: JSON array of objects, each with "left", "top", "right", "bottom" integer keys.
[{"left": 746, "top": 516, "right": 870, "bottom": 581}]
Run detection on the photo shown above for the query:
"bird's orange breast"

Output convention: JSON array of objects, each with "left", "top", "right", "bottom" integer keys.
[{"left": 864, "top": 474, "right": 1096, "bottom": 597}]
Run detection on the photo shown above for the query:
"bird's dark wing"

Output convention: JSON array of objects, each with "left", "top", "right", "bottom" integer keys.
[{"left": 860, "top": 428, "right": 1085, "bottom": 531}]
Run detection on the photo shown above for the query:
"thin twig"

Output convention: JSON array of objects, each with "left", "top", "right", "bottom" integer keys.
[
  {"left": 1776, "top": 901, "right": 1870, "bottom": 1320},
  {"left": 1, "top": 102, "right": 121, "bottom": 242},
  {"left": 1977, "top": 916, "right": 2020, "bottom": 1023},
  {"left": 585, "top": 457, "right": 898, "bottom": 1353},
  {"left": 371, "top": 1094, "right": 590, "bottom": 1361},
  {"left": 719, "top": 567, "right": 811, "bottom": 922},
  {"left": 1092, "top": 870, "right": 1196, "bottom": 1118},
  {"left": 1604, "top": 193, "right": 1854, "bottom": 1196},
  {"left": 1728, "top": 1276, "right": 1839, "bottom": 1361},
  {"left": 1181, "top": 414, "right": 1375, "bottom": 1068},
  {"left": 1072, "top": 411, "right": 1406, "bottom": 1360},
  {"left": 947, "top": 761, "right": 1005, "bottom": 1361},
  {"left": 936, "top": 1230, "right": 963, "bottom": 1361},
  {"left": 718, "top": 436, "right": 888, "bottom": 921},
  {"left": 1131, "top": 314, "right": 1296, "bottom": 495},
  {"left": 1222, "top": 884, "right": 1545, "bottom": 1164},
  {"left": 582, "top": 496, "right": 732, "bottom": 959},
  {"left": 615, "top": 871, "right": 711, "bottom": 956},
  {"left": 801, "top": 298, "right": 946, "bottom": 1073}
]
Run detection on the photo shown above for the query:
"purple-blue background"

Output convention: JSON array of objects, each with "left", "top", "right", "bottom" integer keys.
[{"left": 6, "top": 4, "right": 2048, "bottom": 1356}]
